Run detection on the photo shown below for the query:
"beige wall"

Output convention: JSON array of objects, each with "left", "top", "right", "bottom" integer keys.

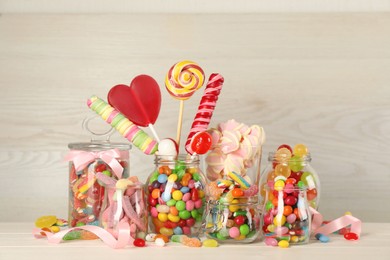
[{"left": 0, "top": 6, "right": 389, "bottom": 223}]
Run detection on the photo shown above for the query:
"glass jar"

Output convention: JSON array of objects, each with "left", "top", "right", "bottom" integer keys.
[
  {"left": 100, "top": 181, "right": 147, "bottom": 239},
  {"left": 203, "top": 199, "right": 261, "bottom": 243},
  {"left": 146, "top": 155, "right": 206, "bottom": 237},
  {"left": 260, "top": 152, "right": 320, "bottom": 209},
  {"left": 66, "top": 141, "right": 130, "bottom": 239},
  {"left": 262, "top": 186, "right": 311, "bottom": 245}
]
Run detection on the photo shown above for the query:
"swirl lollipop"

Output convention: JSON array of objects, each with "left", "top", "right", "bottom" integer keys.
[{"left": 165, "top": 60, "right": 205, "bottom": 147}]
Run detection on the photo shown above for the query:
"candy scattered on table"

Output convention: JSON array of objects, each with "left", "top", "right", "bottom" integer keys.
[
  {"left": 315, "top": 233, "right": 330, "bottom": 243},
  {"left": 344, "top": 232, "right": 359, "bottom": 241}
]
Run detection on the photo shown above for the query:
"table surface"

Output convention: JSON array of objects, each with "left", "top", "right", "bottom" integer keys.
[{"left": 1, "top": 222, "right": 389, "bottom": 260}]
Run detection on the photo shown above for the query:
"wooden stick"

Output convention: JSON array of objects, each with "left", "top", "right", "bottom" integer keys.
[{"left": 176, "top": 100, "right": 184, "bottom": 148}]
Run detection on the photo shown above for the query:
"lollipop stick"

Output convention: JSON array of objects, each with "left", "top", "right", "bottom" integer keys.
[
  {"left": 176, "top": 100, "right": 184, "bottom": 147},
  {"left": 148, "top": 123, "right": 160, "bottom": 143}
]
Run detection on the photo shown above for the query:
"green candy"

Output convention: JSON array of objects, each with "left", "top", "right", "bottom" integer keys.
[
  {"left": 195, "top": 214, "right": 202, "bottom": 223},
  {"left": 192, "top": 173, "right": 201, "bottom": 182},
  {"left": 265, "top": 201, "right": 274, "bottom": 211},
  {"left": 216, "top": 232, "right": 227, "bottom": 240},
  {"left": 289, "top": 155, "right": 304, "bottom": 172},
  {"left": 176, "top": 169, "right": 185, "bottom": 180},
  {"left": 239, "top": 224, "right": 250, "bottom": 236},
  {"left": 233, "top": 210, "right": 247, "bottom": 217},
  {"left": 171, "top": 235, "right": 183, "bottom": 243},
  {"left": 166, "top": 199, "right": 177, "bottom": 207},
  {"left": 179, "top": 210, "right": 191, "bottom": 220},
  {"left": 175, "top": 201, "right": 186, "bottom": 211},
  {"left": 149, "top": 171, "right": 159, "bottom": 184},
  {"left": 191, "top": 209, "right": 199, "bottom": 219},
  {"left": 63, "top": 231, "right": 81, "bottom": 240},
  {"left": 102, "top": 170, "right": 111, "bottom": 177}
]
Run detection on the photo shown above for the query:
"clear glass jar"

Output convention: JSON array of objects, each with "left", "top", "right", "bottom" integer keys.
[
  {"left": 100, "top": 182, "right": 147, "bottom": 239},
  {"left": 262, "top": 186, "right": 311, "bottom": 245},
  {"left": 203, "top": 199, "right": 261, "bottom": 243},
  {"left": 260, "top": 152, "right": 320, "bottom": 209},
  {"left": 66, "top": 141, "right": 130, "bottom": 239},
  {"left": 146, "top": 155, "right": 206, "bottom": 237}
]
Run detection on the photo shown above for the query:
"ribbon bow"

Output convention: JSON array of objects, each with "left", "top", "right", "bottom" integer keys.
[{"left": 65, "top": 148, "right": 128, "bottom": 179}]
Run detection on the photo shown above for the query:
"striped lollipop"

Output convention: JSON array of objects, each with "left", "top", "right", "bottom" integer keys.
[{"left": 165, "top": 60, "right": 205, "bottom": 147}]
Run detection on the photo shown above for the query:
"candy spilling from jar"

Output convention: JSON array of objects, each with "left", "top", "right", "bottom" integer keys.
[{"left": 147, "top": 159, "right": 205, "bottom": 237}]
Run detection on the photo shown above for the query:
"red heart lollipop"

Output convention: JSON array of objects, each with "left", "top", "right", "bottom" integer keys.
[{"left": 108, "top": 74, "right": 161, "bottom": 134}]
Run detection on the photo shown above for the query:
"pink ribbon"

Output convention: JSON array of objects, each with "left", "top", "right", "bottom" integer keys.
[
  {"left": 65, "top": 148, "right": 128, "bottom": 179},
  {"left": 310, "top": 207, "right": 362, "bottom": 236},
  {"left": 32, "top": 220, "right": 133, "bottom": 249}
]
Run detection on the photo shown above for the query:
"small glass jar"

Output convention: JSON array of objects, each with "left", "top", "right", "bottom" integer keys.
[
  {"left": 262, "top": 186, "right": 311, "bottom": 245},
  {"left": 146, "top": 155, "right": 206, "bottom": 237},
  {"left": 100, "top": 182, "right": 147, "bottom": 239},
  {"left": 203, "top": 198, "right": 261, "bottom": 243},
  {"left": 260, "top": 152, "right": 320, "bottom": 209},
  {"left": 66, "top": 141, "right": 130, "bottom": 238}
]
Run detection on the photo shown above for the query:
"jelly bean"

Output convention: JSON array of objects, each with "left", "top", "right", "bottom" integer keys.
[
  {"left": 229, "top": 227, "right": 240, "bottom": 238},
  {"left": 287, "top": 213, "right": 297, "bottom": 224},
  {"left": 160, "top": 227, "right": 174, "bottom": 236},
  {"left": 278, "top": 240, "right": 289, "bottom": 248},
  {"left": 156, "top": 204, "right": 170, "bottom": 213},
  {"left": 151, "top": 189, "right": 161, "bottom": 199},
  {"left": 170, "top": 206, "right": 179, "bottom": 216},
  {"left": 188, "top": 180, "right": 195, "bottom": 189},
  {"left": 179, "top": 210, "right": 191, "bottom": 220},
  {"left": 274, "top": 226, "right": 288, "bottom": 235},
  {"left": 284, "top": 195, "right": 298, "bottom": 206},
  {"left": 148, "top": 196, "right": 158, "bottom": 207},
  {"left": 158, "top": 213, "right": 168, "bottom": 222},
  {"left": 173, "top": 226, "right": 183, "bottom": 235},
  {"left": 155, "top": 234, "right": 169, "bottom": 243},
  {"left": 157, "top": 174, "right": 168, "bottom": 184},
  {"left": 194, "top": 199, "right": 203, "bottom": 209},
  {"left": 182, "top": 236, "right": 202, "bottom": 247},
  {"left": 265, "top": 237, "right": 278, "bottom": 246},
  {"left": 293, "top": 144, "right": 308, "bottom": 157},
  {"left": 164, "top": 220, "right": 178, "bottom": 229},
  {"left": 161, "top": 191, "right": 171, "bottom": 202},
  {"left": 155, "top": 238, "right": 166, "bottom": 247},
  {"left": 290, "top": 235, "right": 299, "bottom": 243},
  {"left": 203, "top": 239, "right": 219, "bottom": 247},
  {"left": 186, "top": 200, "right": 195, "bottom": 211},
  {"left": 283, "top": 205, "right": 293, "bottom": 216},
  {"left": 182, "top": 226, "right": 191, "bottom": 235},
  {"left": 186, "top": 218, "right": 195, "bottom": 227},
  {"left": 232, "top": 188, "right": 244, "bottom": 197},
  {"left": 191, "top": 188, "right": 199, "bottom": 201},
  {"left": 273, "top": 215, "right": 286, "bottom": 226},
  {"left": 234, "top": 215, "right": 246, "bottom": 226},
  {"left": 315, "top": 233, "right": 330, "bottom": 243},
  {"left": 229, "top": 199, "right": 240, "bottom": 212},
  {"left": 133, "top": 238, "right": 146, "bottom": 247},
  {"left": 191, "top": 209, "right": 199, "bottom": 219},
  {"left": 176, "top": 201, "right": 186, "bottom": 211},
  {"left": 239, "top": 224, "right": 250, "bottom": 236},
  {"left": 167, "top": 213, "right": 180, "bottom": 223},
  {"left": 172, "top": 190, "right": 183, "bottom": 201},
  {"left": 344, "top": 232, "right": 359, "bottom": 241},
  {"left": 167, "top": 199, "right": 177, "bottom": 207},
  {"left": 181, "top": 173, "right": 192, "bottom": 186},
  {"left": 274, "top": 179, "right": 285, "bottom": 191},
  {"left": 180, "top": 187, "right": 190, "bottom": 193},
  {"left": 182, "top": 193, "right": 191, "bottom": 202}
]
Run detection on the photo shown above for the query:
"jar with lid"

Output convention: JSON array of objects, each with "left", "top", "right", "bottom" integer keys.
[
  {"left": 146, "top": 154, "right": 206, "bottom": 237},
  {"left": 260, "top": 151, "right": 320, "bottom": 210},
  {"left": 66, "top": 141, "right": 131, "bottom": 239}
]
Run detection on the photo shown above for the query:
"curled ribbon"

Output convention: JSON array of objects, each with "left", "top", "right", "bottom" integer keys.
[
  {"left": 33, "top": 220, "right": 133, "bottom": 249},
  {"left": 310, "top": 207, "right": 362, "bottom": 237},
  {"left": 65, "top": 148, "right": 128, "bottom": 179}
]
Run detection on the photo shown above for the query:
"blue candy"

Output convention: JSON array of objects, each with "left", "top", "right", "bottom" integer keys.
[
  {"left": 315, "top": 233, "right": 330, "bottom": 243},
  {"left": 157, "top": 174, "right": 168, "bottom": 184},
  {"left": 180, "top": 187, "right": 190, "bottom": 193}
]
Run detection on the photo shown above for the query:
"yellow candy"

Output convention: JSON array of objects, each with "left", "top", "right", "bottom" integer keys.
[
  {"left": 50, "top": 226, "right": 60, "bottom": 233},
  {"left": 158, "top": 213, "right": 168, "bottom": 222},
  {"left": 159, "top": 227, "right": 173, "bottom": 236},
  {"left": 274, "top": 180, "right": 285, "bottom": 191},
  {"left": 168, "top": 174, "right": 178, "bottom": 182},
  {"left": 267, "top": 224, "right": 275, "bottom": 232},
  {"left": 198, "top": 190, "right": 205, "bottom": 198},
  {"left": 293, "top": 144, "right": 308, "bottom": 157},
  {"left": 202, "top": 239, "right": 218, "bottom": 247},
  {"left": 290, "top": 236, "right": 299, "bottom": 243},
  {"left": 172, "top": 190, "right": 183, "bottom": 201},
  {"left": 278, "top": 240, "right": 289, "bottom": 248},
  {"left": 167, "top": 213, "right": 180, "bottom": 223},
  {"left": 35, "top": 215, "right": 57, "bottom": 228},
  {"left": 234, "top": 234, "right": 246, "bottom": 241},
  {"left": 273, "top": 215, "right": 286, "bottom": 226},
  {"left": 228, "top": 199, "right": 240, "bottom": 212}
]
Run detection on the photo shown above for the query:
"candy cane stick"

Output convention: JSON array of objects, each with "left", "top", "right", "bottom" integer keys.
[{"left": 185, "top": 73, "right": 224, "bottom": 154}]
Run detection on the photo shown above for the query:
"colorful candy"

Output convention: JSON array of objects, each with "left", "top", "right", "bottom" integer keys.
[
  {"left": 185, "top": 74, "right": 224, "bottom": 154},
  {"left": 87, "top": 95, "right": 158, "bottom": 155},
  {"left": 147, "top": 156, "right": 205, "bottom": 238},
  {"left": 202, "top": 239, "right": 219, "bottom": 247},
  {"left": 344, "top": 232, "right": 359, "bottom": 241}
]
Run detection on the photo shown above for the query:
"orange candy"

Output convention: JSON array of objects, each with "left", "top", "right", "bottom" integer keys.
[
  {"left": 283, "top": 206, "right": 293, "bottom": 216},
  {"left": 155, "top": 234, "right": 169, "bottom": 243},
  {"left": 170, "top": 206, "right": 179, "bottom": 216},
  {"left": 151, "top": 188, "right": 161, "bottom": 199},
  {"left": 232, "top": 188, "right": 244, "bottom": 198},
  {"left": 180, "top": 173, "right": 192, "bottom": 186},
  {"left": 272, "top": 198, "right": 278, "bottom": 206}
]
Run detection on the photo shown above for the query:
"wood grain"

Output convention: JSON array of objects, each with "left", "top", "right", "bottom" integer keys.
[{"left": 0, "top": 13, "right": 389, "bottom": 222}]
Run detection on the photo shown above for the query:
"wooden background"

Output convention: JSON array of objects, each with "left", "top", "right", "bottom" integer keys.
[{"left": 0, "top": 7, "right": 389, "bottom": 222}]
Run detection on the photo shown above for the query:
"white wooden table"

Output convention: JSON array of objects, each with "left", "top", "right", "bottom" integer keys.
[{"left": 1, "top": 222, "right": 389, "bottom": 260}]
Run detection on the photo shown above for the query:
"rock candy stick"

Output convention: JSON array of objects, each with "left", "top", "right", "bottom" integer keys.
[
  {"left": 87, "top": 95, "right": 158, "bottom": 155},
  {"left": 185, "top": 73, "right": 224, "bottom": 154}
]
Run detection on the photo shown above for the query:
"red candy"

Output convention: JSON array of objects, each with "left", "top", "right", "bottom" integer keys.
[
  {"left": 344, "top": 232, "right": 359, "bottom": 241},
  {"left": 234, "top": 215, "right": 246, "bottom": 226},
  {"left": 189, "top": 131, "right": 212, "bottom": 155},
  {"left": 133, "top": 238, "right": 146, "bottom": 247},
  {"left": 277, "top": 144, "right": 293, "bottom": 153}
]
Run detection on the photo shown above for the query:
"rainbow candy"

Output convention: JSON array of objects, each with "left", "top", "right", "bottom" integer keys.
[{"left": 87, "top": 95, "right": 158, "bottom": 155}]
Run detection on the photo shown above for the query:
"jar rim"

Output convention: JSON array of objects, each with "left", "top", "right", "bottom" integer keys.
[
  {"left": 268, "top": 151, "right": 312, "bottom": 161},
  {"left": 154, "top": 154, "right": 200, "bottom": 164},
  {"left": 68, "top": 141, "right": 131, "bottom": 151}
]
